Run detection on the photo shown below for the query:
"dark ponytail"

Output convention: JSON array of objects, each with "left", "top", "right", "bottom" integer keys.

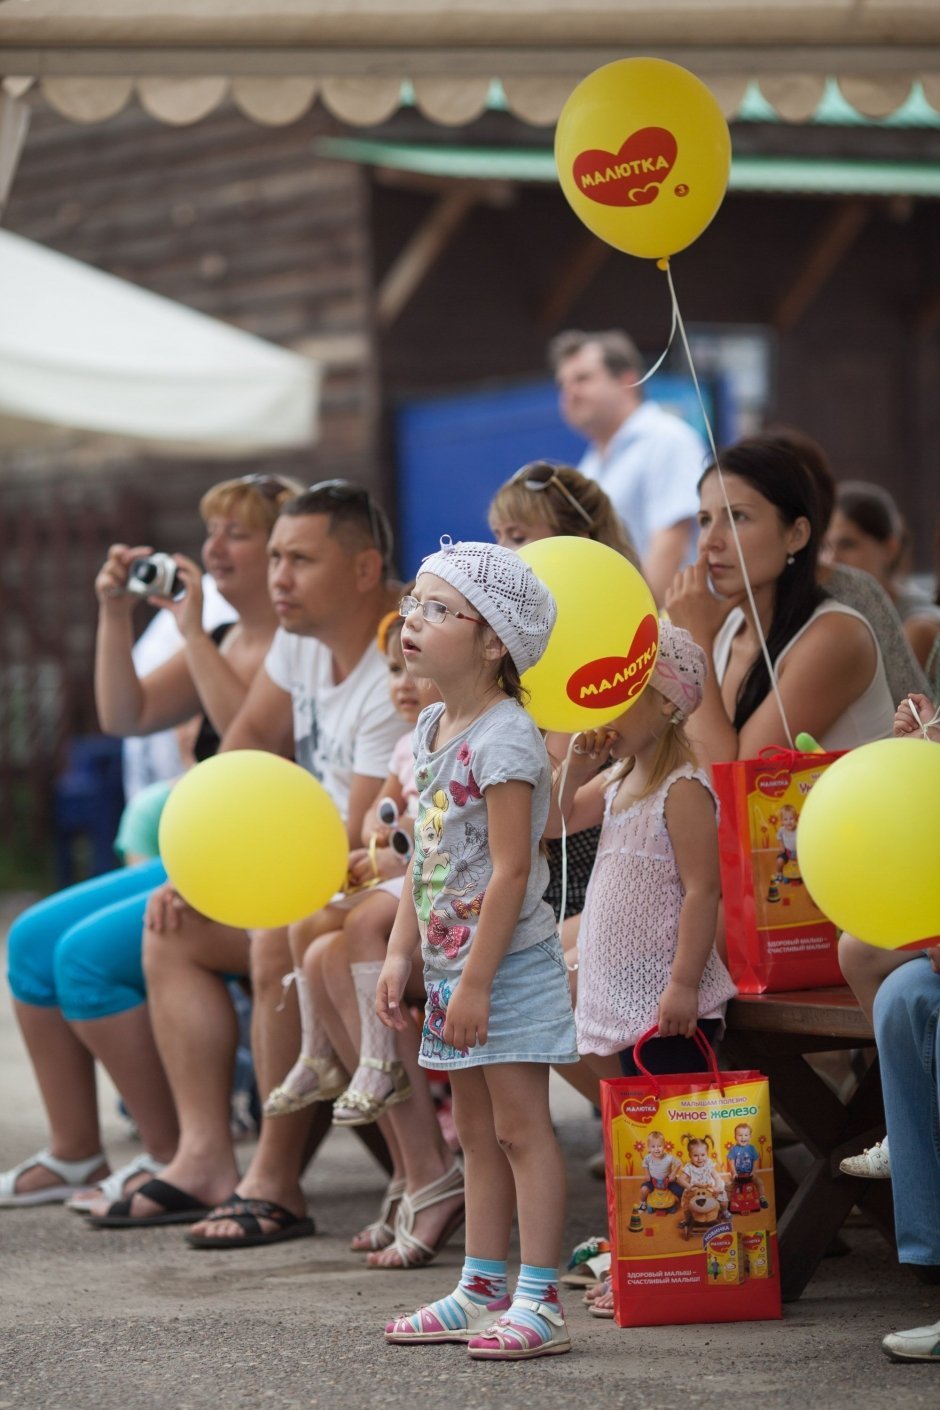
[{"left": 701, "top": 437, "right": 828, "bottom": 731}]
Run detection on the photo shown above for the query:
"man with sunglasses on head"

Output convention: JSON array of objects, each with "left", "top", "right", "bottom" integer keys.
[
  {"left": 549, "top": 329, "right": 706, "bottom": 606},
  {"left": 133, "top": 481, "right": 404, "bottom": 1246}
]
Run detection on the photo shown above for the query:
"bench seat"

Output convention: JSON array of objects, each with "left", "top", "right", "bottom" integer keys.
[{"left": 723, "top": 986, "right": 892, "bottom": 1301}]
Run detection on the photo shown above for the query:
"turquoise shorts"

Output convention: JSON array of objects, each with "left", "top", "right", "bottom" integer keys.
[{"left": 7, "top": 858, "right": 166, "bottom": 1019}]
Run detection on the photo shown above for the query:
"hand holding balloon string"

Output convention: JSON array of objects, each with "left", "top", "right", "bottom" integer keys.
[
  {"left": 898, "top": 693, "right": 940, "bottom": 741},
  {"left": 571, "top": 728, "right": 618, "bottom": 762}
]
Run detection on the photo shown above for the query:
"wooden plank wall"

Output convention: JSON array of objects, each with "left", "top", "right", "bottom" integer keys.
[
  {"left": 0, "top": 99, "right": 380, "bottom": 863},
  {"left": 372, "top": 170, "right": 940, "bottom": 576}
]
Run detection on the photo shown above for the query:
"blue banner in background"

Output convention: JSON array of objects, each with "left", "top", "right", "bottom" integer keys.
[{"left": 394, "top": 375, "right": 722, "bottom": 580}]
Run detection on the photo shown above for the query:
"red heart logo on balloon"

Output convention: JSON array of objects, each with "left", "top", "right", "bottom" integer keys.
[
  {"left": 565, "top": 614, "right": 659, "bottom": 710},
  {"left": 572, "top": 127, "right": 678, "bottom": 208}
]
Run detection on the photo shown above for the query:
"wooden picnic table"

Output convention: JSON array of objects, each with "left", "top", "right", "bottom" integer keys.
[{"left": 723, "top": 986, "right": 894, "bottom": 1302}]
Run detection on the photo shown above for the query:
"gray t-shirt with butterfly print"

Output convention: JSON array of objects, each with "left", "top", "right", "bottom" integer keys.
[{"left": 411, "top": 697, "right": 555, "bottom": 974}]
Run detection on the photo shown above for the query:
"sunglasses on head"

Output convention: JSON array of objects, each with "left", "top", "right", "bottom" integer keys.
[
  {"left": 239, "top": 473, "right": 295, "bottom": 502},
  {"left": 307, "top": 478, "right": 386, "bottom": 560},
  {"left": 509, "top": 462, "right": 594, "bottom": 529}
]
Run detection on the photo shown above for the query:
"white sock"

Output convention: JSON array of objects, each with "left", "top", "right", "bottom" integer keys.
[
  {"left": 348, "top": 961, "right": 399, "bottom": 1100},
  {"left": 273, "top": 968, "right": 337, "bottom": 1100}
]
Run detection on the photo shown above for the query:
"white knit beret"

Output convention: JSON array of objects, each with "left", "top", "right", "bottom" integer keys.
[
  {"left": 417, "top": 536, "right": 557, "bottom": 674},
  {"left": 651, "top": 621, "right": 707, "bottom": 720}
]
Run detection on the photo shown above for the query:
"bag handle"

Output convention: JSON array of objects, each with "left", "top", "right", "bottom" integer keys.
[
  {"left": 756, "top": 744, "right": 808, "bottom": 770},
  {"left": 756, "top": 743, "right": 843, "bottom": 768},
  {"left": 632, "top": 1025, "right": 727, "bottom": 1097}
]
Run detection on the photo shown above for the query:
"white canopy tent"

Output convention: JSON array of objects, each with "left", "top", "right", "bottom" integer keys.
[{"left": 0, "top": 228, "right": 321, "bottom": 453}]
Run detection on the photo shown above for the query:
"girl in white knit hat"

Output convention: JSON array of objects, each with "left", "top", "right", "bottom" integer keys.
[{"left": 378, "top": 537, "right": 578, "bottom": 1361}]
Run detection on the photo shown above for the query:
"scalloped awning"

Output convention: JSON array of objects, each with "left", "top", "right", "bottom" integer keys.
[{"left": 2, "top": 0, "right": 940, "bottom": 127}]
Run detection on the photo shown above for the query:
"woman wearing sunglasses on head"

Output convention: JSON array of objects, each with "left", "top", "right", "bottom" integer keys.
[
  {"left": 1, "top": 472, "right": 301, "bottom": 1214},
  {"left": 489, "top": 461, "right": 638, "bottom": 563},
  {"left": 487, "top": 463, "right": 645, "bottom": 1107}
]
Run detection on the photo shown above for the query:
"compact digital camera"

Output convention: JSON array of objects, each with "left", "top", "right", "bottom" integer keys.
[{"left": 126, "top": 553, "right": 183, "bottom": 599}]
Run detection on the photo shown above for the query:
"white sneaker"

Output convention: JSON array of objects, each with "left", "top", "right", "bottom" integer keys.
[
  {"left": 882, "top": 1318, "right": 940, "bottom": 1361},
  {"left": 839, "top": 1137, "right": 891, "bottom": 1179}
]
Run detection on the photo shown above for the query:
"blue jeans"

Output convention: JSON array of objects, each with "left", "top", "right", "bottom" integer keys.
[
  {"left": 6, "top": 859, "right": 166, "bottom": 1020},
  {"left": 873, "top": 956, "right": 940, "bottom": 1268}
]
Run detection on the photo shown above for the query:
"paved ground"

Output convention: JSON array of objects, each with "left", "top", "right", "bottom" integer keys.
[{"left": 1, "top": 891, "right": 937, "bottom": 1409}]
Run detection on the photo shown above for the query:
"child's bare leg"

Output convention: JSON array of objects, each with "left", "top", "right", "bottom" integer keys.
[
  {"left": 384, "top": 1067, "right": 512, "bottom": 1344},
  {"left": 486, "top": 1063, "right": 565, "bottom": 1268},
  {"left": 838, "top": 935, "right": 916, "bottom": 1025},
  {"left": 366, "top": 1011, "right": 464, "bottom": 1269},
  {"left": 452, "top": 1067, "right": 515, "bottom": 1257},
  {"left": 287, "top": 905, "right": 347, "bottom": 968},
  {"left": 554, "top": 1050, "right": 620, "bottom": 1106},
  {"left": 461, "top": 1062, "right": 570, "bottom": 1356},
  {"left": 314, "top": 928, "right": 408, "bottom": 1246},
  {"left": 262, "top": 925, "right": 348, "bottom": 1116}
]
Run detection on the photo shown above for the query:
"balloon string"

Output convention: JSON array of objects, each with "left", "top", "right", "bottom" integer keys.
[
  {"left": 662, "top": 260, "right": 796, "bottom": 751},
  {"left": 554, "top": 734, "right": 577, "bottom": 933},
  {"left": 626, "top": 293, "right": 678, "bottom": 389}
]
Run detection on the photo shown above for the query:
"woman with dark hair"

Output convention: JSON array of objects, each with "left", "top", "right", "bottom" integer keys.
[
  {"left": 665, "top": 436, "right": 895, "bottom": 764},
  {"left": 826, "top": 481, "right": 940, "bottom": 674},
  {"left": 760, "top": 430, "right": 931, "bottom": 705}
]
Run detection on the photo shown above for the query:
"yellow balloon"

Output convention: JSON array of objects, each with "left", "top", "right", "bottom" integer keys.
[
  {"left": 519, "top": 537, "right": 659, "bottom": 732},
  {"left": 796, "top": 738, "right": 940, "bottom": 948},
  {"left": 159, "top": 752, "right": 349, "bottom": 929},
  {"left": 555, "top": 58, "right": 731, "bottom": 260}
]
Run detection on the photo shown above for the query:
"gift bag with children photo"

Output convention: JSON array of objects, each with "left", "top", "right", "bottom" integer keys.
[
  {"left": 713, "top": 746, "right": 846, "bottom": 993},
  {"left": 601, "top": 1028, "right": 781, "bottom": 1328}
]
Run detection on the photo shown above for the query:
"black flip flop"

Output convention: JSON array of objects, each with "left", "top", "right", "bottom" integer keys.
[
  {"left": 87, "top": 1177, "right": 212, "bottom": 1228},
  {"left": 185, "top": 1196, "right": 315, "bottom": 1249}
]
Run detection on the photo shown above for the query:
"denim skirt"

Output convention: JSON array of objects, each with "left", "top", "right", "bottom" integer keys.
[{"left": 419, "top": 932, "right": 579, "bottom": 1071}]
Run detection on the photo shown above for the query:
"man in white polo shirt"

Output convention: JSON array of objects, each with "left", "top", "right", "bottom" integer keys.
[
  {"left": 550, "top": 328, "right": 706, "bottom": 605},
  {"left": 123, "top": 483, "right": 404, "bottom": 1240}
]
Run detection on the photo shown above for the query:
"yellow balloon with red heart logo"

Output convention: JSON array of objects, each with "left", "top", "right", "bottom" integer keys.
[
  {"left": 518, "top": 537, "right": 659, "bottom": 733},
  {"left": 555, "top": 58, "right": 732, "bottom": 260}
]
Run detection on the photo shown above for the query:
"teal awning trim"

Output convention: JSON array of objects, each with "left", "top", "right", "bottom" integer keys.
[
  {"left": 396, "top": 78, "right": 940, "bottom": 130},
  {"left": 314, "top": 137, "right": 940, "bottom": 199},
  {"left": 734, "top": 77, "right": 940, "bottom": 129}
]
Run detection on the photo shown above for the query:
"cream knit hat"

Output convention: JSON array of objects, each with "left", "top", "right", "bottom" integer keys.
[{"left": 417, "top": 536, "right": 556, "bottom": 674}]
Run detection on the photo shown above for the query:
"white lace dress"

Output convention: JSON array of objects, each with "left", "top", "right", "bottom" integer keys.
[{"left": 575, "top": 763, "right": 737, "bottom": 1055}]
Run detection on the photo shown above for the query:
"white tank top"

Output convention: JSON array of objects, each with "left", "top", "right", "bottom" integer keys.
[{"left": 713, "top": 600, "right": 895, "bottom": 750}]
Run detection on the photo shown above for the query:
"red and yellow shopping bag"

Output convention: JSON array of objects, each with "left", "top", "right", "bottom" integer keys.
[
  {"left": 601, "top": 1030, "right": 781, "bottom": 1328},
  {"left": 714, "top": 746, "right": 845, "bottom": 993}
]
